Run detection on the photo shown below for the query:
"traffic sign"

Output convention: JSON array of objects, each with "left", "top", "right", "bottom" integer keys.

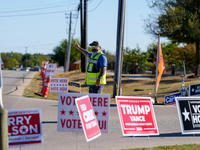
[
  {"left": 45, "top": 64, "right": 56, "bottom": 77},
  {"left": 189, "top": 83, "right": 200, "bottom": 96},
  {"left": 165, "top": 92, "right": 181, "bottom": 105},
  {"left": 176, "top": 97, "right": 200, "bottom": 134},
  {"left": 116, "top": 96, "right": 159, "bottom": 136}
]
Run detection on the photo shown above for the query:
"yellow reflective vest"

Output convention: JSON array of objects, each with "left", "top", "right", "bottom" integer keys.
[{"left": 85, "top": 52, "right": 106, "bottom": 85}]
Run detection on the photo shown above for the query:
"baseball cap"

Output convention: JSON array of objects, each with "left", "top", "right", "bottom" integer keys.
[{"left": 89, "top": 41, "right": 101, "bottom": 47}]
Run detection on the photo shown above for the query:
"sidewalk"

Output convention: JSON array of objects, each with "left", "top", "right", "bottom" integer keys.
[{"left": 10, "top": 71, "right": 37, "bottom": 96}]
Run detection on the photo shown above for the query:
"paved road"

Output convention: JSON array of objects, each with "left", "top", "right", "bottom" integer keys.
[{"left": 2, "top": 70, "right": 200, "bottom": 150}]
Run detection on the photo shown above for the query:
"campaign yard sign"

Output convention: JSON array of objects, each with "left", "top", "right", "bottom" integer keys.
[
  {"left": 50, "top": 78, "right": 68, "bottom": 92},
  {"left": 176, "top": 97, "right": 200, "bottom": 134},
  {"left": 75, "top": 95, "right": 101, "bottom": 142},
  {"left": 116, "top": 96, "right": 159, "bottom": 136},
  {"left": 8, "top": 109, "right": 43, "bottom": 147},
  {"left": 57, "top": 93, "right": 110, "bottom": 133},
  {"left": 189, "top": 83, "right": 200, "bottom": 96},
  {"left": 45, "top": 63, "right": 56, "bottom": 77},
  {"left": 165, "top": 92, "right": 181, "bottom": 105}
]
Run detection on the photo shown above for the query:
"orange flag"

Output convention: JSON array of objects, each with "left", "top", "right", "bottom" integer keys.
[{"left": 155, "top": 35, "right": 166, "bottom": 94}]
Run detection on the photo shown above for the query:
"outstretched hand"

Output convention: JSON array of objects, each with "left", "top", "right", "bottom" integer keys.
[{"left": 74, "top": 41, "right": 80, "bottom": 49}]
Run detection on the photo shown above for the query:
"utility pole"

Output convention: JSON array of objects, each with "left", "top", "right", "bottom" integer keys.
[
  {"left": 113, "top": 0, "right": 126, "bottom": 97},
  {"left": 65, "top": 12, "right": 72, "bottom": 72},
  {"left": 80, "top": 0, "right": 88, "bottom": 72},
  {"left": 25, "top": 47, "right": 27, "bottom": 68}
]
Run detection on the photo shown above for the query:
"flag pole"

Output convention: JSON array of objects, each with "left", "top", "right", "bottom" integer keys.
[{"left": 154, "top": 35, "right": 160, "bottom": 104}]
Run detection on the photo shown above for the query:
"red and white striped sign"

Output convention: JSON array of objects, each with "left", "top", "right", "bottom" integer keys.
[
  {"left": 8, "top": 109, "right": 43, "bottom": 147},
  {"left": 116, "top": 96, "right": 159, "bottom": 136},
  {"left": 75, "top": 95, "right": 101, "bottom": 142}
]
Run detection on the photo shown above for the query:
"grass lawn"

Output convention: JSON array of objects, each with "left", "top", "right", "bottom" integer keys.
[
  {"left": 24, "top": 70, "right": 199, "bottom": 104},
  {"left": 120, "top": 144, "right": 200, "bottom": 150}
]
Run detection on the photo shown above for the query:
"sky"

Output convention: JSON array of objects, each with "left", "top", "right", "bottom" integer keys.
[{"left": 0, "top": 0, "right": 159, "bottom": 55}]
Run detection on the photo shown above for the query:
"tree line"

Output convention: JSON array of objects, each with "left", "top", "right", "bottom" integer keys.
[
  {"left": 51, "top": 38, "right": 196, "bottom": 74},
  {"left": 1, "top": 52, "right": 50, "bottom": 69}
]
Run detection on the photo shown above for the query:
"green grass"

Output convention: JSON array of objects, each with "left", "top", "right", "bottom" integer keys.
[
  {"left": 120, "top": 144, "right": 200, "bottom": 150},
  {"left": 24, "top": 70, "right": 199, "bottom": 104}
]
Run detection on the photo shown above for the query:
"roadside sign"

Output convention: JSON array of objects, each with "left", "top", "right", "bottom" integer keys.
[
  {"left": 75, "top": 95, "right": 101, "bottom": 142},
  {"left": 116, "top": 96, "right": 159, "bottom": 136},
  {"left": 189, "top": 83, "right": 200, "bottom": 96},
  {"left": 8, "top": 108, "right": 43, "bottom": 147},
  {"left": 165, "top": 92, "right": 181, "bottom": 105},
  {"left": 45, "top": 64, "right": 56, "bottom": 77},
  {"left": 68, "top": 81, "right": 81, "bottom": 93},
  {"left": 57, "top": 93, "right": 110, "bottom": 133},
  {"left": 176, "top": 97, "right": 200, "bottom": 134},
  {"left": 50, "top": 78, "right": 68, "bottom": 92}
]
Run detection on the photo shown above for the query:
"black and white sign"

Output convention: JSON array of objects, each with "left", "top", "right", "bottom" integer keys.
[
  {"left": 176, "top": 97, "right": 200, "bottom": 134},
  {"left": 189, "top": 83, "right": 200, "bottom": 96}
]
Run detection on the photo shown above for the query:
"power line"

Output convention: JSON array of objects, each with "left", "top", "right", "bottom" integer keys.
[
  {"left": 88, "top": 0, "right": 104, "bottom": 12},
  {"left": 0, "top": 11, "right": 78, "bottom": 18},
  {"left": 0, "top": 5, "right": 65, "bottom": 13}
]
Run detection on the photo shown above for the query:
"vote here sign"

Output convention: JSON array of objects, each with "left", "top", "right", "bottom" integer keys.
[
  {"left": 50, "top": 78, "right": 68, "bottom": 92},
  {"left": 57, "top": 93, "right": 110, "bottom": 133},
  {"left": 8, "top": 109, "right": 43, "bottom": 147},
  {"left": 116, "top": 96, "right": 159, "bottom": 136},
  {"left": 176, "top": 97, "right": 200, "bottom": 134},
  {"left": 75, "top": 95, "right": 101, "bottom": 142}
]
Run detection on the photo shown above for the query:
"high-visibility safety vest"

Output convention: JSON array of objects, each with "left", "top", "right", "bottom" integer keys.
[{"left": 85, "top": 52, "right": 106, "bottom": 85}]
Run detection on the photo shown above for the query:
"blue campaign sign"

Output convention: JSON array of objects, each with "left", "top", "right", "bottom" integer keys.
[{"left": 165, "top": 92, "right": 182, "bottom": 104}]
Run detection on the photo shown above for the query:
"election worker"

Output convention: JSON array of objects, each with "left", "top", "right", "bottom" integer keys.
[{"left": 74, "top": 41, "right": 107, "bottom": 94}]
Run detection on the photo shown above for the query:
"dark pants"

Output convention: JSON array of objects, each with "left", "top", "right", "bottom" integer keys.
[{"left": 89, "top": 85, "right": 105, "bottom": 94}]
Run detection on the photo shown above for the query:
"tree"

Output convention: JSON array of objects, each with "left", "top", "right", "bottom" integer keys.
[
  {"left": 147, "top": 42, "right": 179, "bottom": 67},
  {"left": 52, "top": 39, "right": 81, "bottom": 66},
  {"left": 123, "top": 46, "right": 152, "bottom": 73},
  {"left": 145, "top": 0, "right": 200, "bottom": 76}
]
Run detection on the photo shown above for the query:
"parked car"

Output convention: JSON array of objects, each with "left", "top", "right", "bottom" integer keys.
[
  {"left": 21, "top": 67, "right": 29, "bottom": 71},
  {"left": 33, "top": 66, "right": 40, "bottom": 71},
  {"left": 9, "top": 67, "right": 17, "bottom": 70}
]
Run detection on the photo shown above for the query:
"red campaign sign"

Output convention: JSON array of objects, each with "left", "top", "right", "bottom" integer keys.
[
  {"left": 75, "top": 95, "right": 101, "bottom": 142},
  {"left": 116, "top": 96, "right": 159, "bottom": 136},
  {"left": 8, "top": 109, "right": 43, "bottom": 147},
  {"left": 50, "top": 78, "right": 68, "bottom": 92}
]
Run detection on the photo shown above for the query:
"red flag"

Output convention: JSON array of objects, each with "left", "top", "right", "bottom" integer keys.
[{"left": 155, "top": 35, "right": 166, "bottom": 94}]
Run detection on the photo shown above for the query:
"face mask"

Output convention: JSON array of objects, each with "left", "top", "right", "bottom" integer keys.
[{"left": 92, "top": 49, "right": 101, "bottom": 55}]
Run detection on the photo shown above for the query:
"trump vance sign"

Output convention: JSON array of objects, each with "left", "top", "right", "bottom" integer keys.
[{"left": 116, "top": 96, "right": 159, "bottom": 136}]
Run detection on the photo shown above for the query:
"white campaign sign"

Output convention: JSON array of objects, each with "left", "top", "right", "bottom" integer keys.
[
  {"left": 50, "top": 78, "right": 68, "bottom": 92},
  {"left": 57, "top": 93, "right": 110, "bottom": 133},
  {"left": 45, "top": 64, "right": 56, "bottom": 77}
]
